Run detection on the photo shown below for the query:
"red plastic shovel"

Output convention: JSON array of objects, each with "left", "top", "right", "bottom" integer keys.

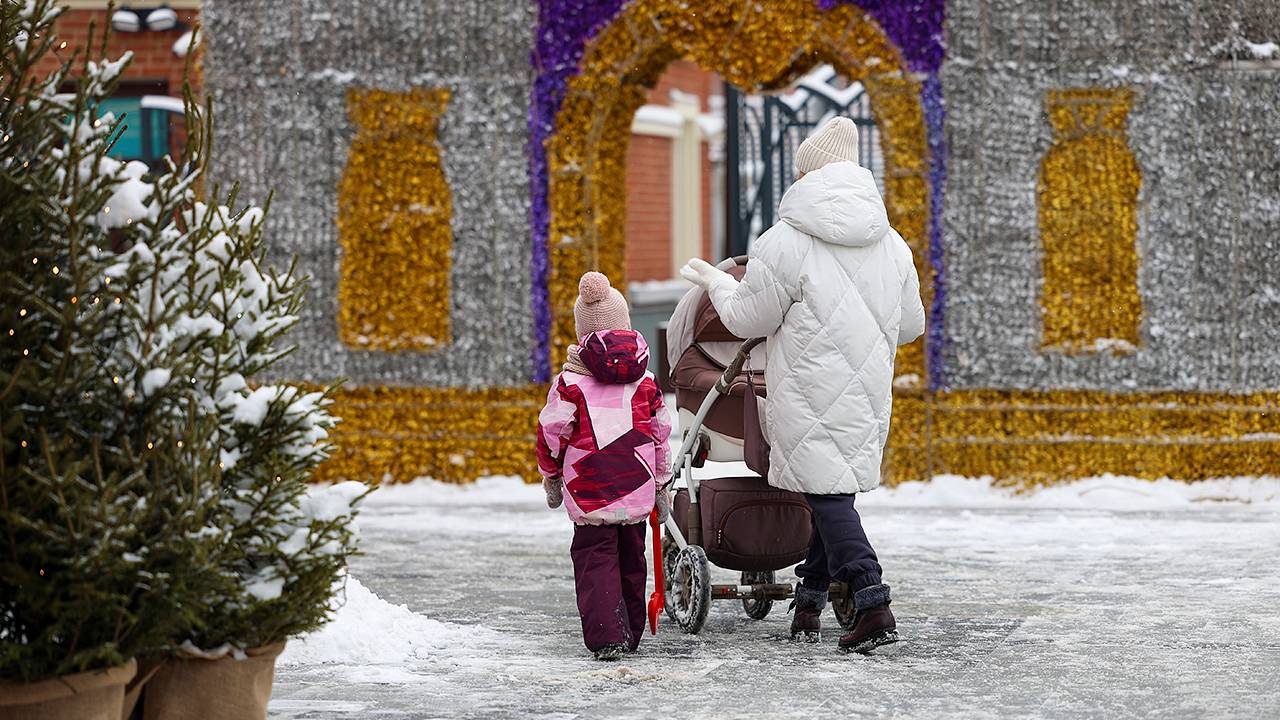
[{"left": 648, "top": 508, "right": 664, "bottom": 634}]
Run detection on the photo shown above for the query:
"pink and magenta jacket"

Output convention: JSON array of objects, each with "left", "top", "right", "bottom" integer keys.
[{"left": 537, "top": 330, "right": 672, "bottom": 525}]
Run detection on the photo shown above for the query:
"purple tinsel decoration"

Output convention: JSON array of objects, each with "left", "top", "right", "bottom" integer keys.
[
  {"left": 820, "top": 0, "right": 945, "bottom": 73},
  {"left": 528, "top": 0, "right": 628, "bottom": 382},
  {"left": 529, "top": 0, "right": 947, "bottom": 385}
]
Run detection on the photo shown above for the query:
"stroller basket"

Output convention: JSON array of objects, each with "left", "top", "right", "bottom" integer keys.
[{"left": 672, "top": 476, "right": 811, "bottom": 572}]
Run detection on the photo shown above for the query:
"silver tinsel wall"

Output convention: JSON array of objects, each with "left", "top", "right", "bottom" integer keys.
[
  {"left": 202, "top": 0, "right": 536, "bottom": 388},
  {"left": 942, "top": 0, "right": 1280, "bottom": 392},
  {"left": 200, "top": 0, "right": 1280, "bottom": 484}
]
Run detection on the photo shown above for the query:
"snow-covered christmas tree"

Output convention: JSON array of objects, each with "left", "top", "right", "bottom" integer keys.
[{"left": 0, "top": 0, "right": 364, "bottom": 693}]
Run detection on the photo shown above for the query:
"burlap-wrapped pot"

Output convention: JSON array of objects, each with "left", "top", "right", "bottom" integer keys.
[
  {"left": 0, "top": 658, "right": 137, "bottom": 720},
  {"left": 132, "top": 641, "right": 286, "bottom": 720}
]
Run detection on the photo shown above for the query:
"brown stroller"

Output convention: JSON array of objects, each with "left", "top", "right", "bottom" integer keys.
[{"left": 660, "top": 257, "right": 860, "bottom": 634}]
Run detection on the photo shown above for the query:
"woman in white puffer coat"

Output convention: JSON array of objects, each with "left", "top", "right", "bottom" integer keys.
[{"left": 680, "top": 117, "right": 924, "bottom": 654}]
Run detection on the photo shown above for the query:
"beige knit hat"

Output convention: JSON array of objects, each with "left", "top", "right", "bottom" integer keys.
[
  {"left": 574, "top": 271, "right": 631, "bottom": 339},
  {"left": 794, "top": 116, "right": 860, "bottom": 175}
]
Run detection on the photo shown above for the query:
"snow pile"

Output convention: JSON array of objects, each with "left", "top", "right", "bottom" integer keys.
[
  {"left": 302, "top": 481, "right": 367, "bottom": 522},
  {"left": 377, "top": 471, "right": 1280, "bottom": 512},
  {"left": 861, "top": 474, "right": 1280, "bottom": 511},
  {"left": 364, "top": 475, "right": 537, "bottom": 508},
  {"left": 279, "top": 578, "right": 500, "bottom": 667}
]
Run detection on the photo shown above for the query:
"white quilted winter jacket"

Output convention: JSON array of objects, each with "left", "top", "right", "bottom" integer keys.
[{"left": 704, "top": 161, "right": 925, "bottom": 495}]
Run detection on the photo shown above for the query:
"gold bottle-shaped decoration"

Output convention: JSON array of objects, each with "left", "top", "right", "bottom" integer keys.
[
  {"left": 1038, "top": 88, "right": 1142, "bottom": 353},
  {"left": 337, "top": 87, "right": 453, "bottom": 352}
]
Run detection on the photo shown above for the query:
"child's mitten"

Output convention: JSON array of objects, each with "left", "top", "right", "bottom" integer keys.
[
  {"left": 543, "top": 476, "right": 564, "bottom": 509},
  {"left": 655, "top": 485, "right": 671, "bottom": 523}
]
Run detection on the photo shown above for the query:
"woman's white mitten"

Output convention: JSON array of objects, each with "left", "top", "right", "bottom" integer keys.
[{"left": 679, "top": 258, "right": 729, "bottom": 289}]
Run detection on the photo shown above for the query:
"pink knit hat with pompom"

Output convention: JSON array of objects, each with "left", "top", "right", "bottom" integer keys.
[{"left": 574, "top": 272, "right": 631, "bottom": 339}]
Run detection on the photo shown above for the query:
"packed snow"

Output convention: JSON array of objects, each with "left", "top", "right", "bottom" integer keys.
[{"left": 270, "top": 473, "right": 1280, "bottom": 719}]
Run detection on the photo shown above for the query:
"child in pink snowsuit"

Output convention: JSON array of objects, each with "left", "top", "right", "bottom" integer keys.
[{"left": 537, "top": 272, "right": 672, "bottom": 661}]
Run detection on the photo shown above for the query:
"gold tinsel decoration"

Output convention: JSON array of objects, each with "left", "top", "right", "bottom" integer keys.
[
  {"left": 311, "top": 4, "right": 1280, "bottom": 487},
  {"left": 337, "top": 87, "right": 454, "bottom": 352},
  {"left": 886, "top": 388, "right": 1280, "bottom": 486},
  {"left": 313, "top": 385, "right": 546, "bottom": 485},
  {"left": 1039, "top": 87, "right": 1143, "bottom": 353}
]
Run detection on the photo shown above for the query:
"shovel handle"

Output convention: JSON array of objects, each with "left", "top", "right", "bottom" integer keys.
[
  {"left": 648, "top": 509, "right": 664, "bottom": 635},
  {"left": 650, "top": 509, "right": 664, "bottom": 593}
]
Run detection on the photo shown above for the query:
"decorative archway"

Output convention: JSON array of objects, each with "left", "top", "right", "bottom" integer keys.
[
  {"left": 541, "top": 1, "right": 934, "bottom": 384},
  {"left": 524, "top": 0, "right": 940, "bottom": 482}
]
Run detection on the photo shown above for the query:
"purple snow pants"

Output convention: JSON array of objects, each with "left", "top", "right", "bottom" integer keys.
[{"left": 570, "top": 521, "right": 648, "bottom": 652}]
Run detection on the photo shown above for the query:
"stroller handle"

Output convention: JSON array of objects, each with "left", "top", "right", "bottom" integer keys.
[{"left": 715, "top": 337, "right": 766, "bottom": 394}]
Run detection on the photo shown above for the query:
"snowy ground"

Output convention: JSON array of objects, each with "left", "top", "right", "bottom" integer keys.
[{"left": 270, "top": 472, "right": 1280, "bottom": 719}]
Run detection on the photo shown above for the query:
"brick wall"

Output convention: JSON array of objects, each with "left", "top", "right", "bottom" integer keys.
[
  {"left": 624, "top": 133, "right": 674, "bottom": 282},
  {"left": 626, "top": 60, "right": 722, "bottom": 283},
  {"left": 32, "top": 7, "right": 200, "bottom": 95}
]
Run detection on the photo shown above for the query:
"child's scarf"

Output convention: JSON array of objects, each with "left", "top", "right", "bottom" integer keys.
[{"left": 563, "top": 344, "right": 590, "bottom": 376}]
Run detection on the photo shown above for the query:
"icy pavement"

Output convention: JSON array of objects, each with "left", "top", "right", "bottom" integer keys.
[{"left": 270, "top": 473, "right": 1280, "bottom": 719}]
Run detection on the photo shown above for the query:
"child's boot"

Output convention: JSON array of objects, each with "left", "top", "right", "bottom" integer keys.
[
  {"left": 593, "top": 644, "right": 626, "bottom": 661},
  {"left": 789, "top": 583, "right": 826, "bottom": 642},
  {"left": 837, "top": 583, "right": 897, "bottom": 654}
]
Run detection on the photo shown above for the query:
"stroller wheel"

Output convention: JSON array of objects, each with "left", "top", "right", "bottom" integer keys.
[
  {"left": 667, "top": 545, "right": 711, "bottom": 634},
  {"left": 831, "top": 584, "right": 859, "bottom": 631},
  {"left": 661, "top": 534, "right": 680, "bottom": 620},
  {"left": 740, "top": 570, "right": 775, "bottom": 620}
]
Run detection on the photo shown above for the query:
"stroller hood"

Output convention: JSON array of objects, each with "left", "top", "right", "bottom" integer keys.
[{"left": 579, "top": 330, "right": 650, "bottom": 385}]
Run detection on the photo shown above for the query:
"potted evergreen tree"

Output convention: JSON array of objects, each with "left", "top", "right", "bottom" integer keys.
[
  {"left": 125, "top": 165, "right": 365, "bottom": 720},
  {"left": 1, "top": 3, "right": 231, "bottom": 717},
  {"left": 2, "top": 5, "right": 366, "bottom": 718}
]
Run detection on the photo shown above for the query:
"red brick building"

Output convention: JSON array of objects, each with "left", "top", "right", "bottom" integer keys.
[
  {"left": 40, "top": 3, "right": 722, "bottom": 292},
  {"left": 34, "top": 1, "right": 200, "bottom": 167},
  {"left": 624, "top": 60, "right": 724, "bottom": 284}
]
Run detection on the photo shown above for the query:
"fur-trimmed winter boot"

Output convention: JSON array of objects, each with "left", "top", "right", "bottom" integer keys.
[
  {"left": 789, "top": 583, "right": 826, "bottom": 642},
  {"left": 593, "top": 643, "right": 626, "bottom": 661},
  {"left": 837, "top": 583, "right": 897, "bottom": 654}
]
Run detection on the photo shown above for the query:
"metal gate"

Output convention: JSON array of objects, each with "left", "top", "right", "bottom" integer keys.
[{"left": 725, "top": 66, "right": 881, "bottom": 256}]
